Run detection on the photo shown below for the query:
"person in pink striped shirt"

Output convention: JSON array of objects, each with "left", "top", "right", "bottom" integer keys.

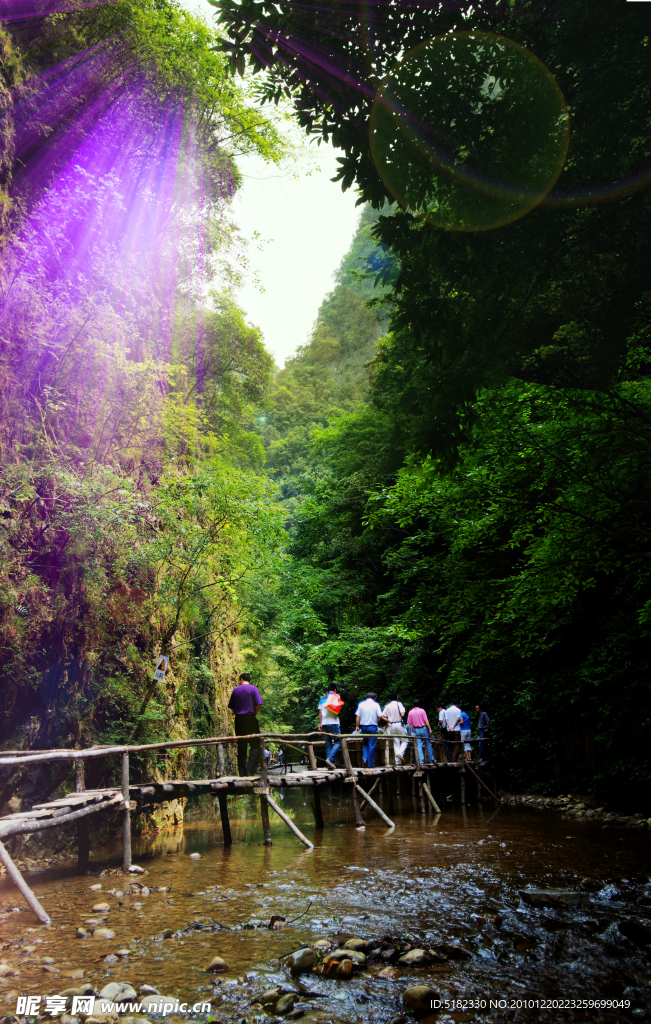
[{"left": 407, "top": 700, "right": 434, "bottom": 763}]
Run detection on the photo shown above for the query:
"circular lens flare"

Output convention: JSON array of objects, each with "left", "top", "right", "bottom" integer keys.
[{"left": 370, "top": 32, "right": 570, "bottom": 231}]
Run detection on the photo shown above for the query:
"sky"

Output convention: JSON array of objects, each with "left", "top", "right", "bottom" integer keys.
[{"left": 179, "top": 0, "right": 362, "bottom": 367}]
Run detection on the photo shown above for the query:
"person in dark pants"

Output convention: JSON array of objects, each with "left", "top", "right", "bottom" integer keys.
[
  {"left": 476, "top": 703, "right": 491, "bottom": 764},
  {"left": 435, "top": 702, "right": 452, "bottom": 762},
  {"left": 228, "top": 673, "right": 263, "bottom": 776}
]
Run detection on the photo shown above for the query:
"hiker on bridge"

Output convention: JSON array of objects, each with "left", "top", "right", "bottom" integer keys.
[
  {"left": 228, "top": 673, "right": 263, "bottom": 776},
  {"left": 407, "top": 699, "right": 434, "bottom": 763},
  {"left": 354, "top": 692, "right": 384, "bottom": 768},
  {"left": 318, "top": 683, "right": 344, "bottom": 765},
  {"left": 383, "top": 692, "right": 408, "bottom": 763}
]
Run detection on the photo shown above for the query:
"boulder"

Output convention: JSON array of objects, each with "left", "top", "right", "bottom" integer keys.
[
  {"left": 276, "top": 993, "right": 296, "bottom": 1015},
  {"left": 312, "top": 939, "right": 331, "bottom": 950},
  {"left": 128, "top": 866, "right": 144, "bottom": 874},
  {"left": 99, "top": 983, "right": 137, "bottom": 1004},
  {"left": 519, "top": 889, "right": 586, "bottom": 908},
  {"left": 402, "top": 985, "right": 438, "bottom": 1018},
  {"left": 398, "top": 949, "right": 430, "bottom": 967},
  {"left": 206, "top": 957, "right": 229, "bottom": 972},
  {"left": 343, "top": 938, "right": 370, "bottom": 952},
  {"left": 284, "top": 947, "right": 316, "bottom": 973}
]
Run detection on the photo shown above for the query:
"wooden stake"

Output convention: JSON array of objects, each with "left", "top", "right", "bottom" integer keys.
[
  {"left": 466, "top": 763, "right": 502, "bottom": 804},
  {"left": 422, "top": 778, "right": 441, "bottom": 814},
  {"left": 340, "top": 738, "right": 364, "bottom": 827},
  {"left": 217, "top": 792, "right": 232, "bottom": 846},
  {"left": 121, "top": 752, "right": 131, "bottom": 873},
  {"left": 266, "top": 795, "right": 314, "bottom": 849},
  {"left": 307, "top": 744, "right": 317, "bottom": 770},
  {"left": 0, "top": 840, "right": 50, "bottom": 924},
  {"left": 460, "top": 771, "right": 466, "bottom": 806},
  {"left": 312, "top": 785, "right": 324, "bottom": 829},
  {"left": 75, "top": 759, "right": 89, "bottom": 873},
  {"left": 355, "top": 783, "right": 395, "bottom": 828}
]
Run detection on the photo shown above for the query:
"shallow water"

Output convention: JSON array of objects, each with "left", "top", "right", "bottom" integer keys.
[{"left": 1, "top": 785, "right": 650, "bottom": 1023}]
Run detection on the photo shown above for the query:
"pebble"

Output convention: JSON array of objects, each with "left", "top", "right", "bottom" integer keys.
[
  {"left": 275, "top": 993, "right": 296, "bottom": 1015},
  {"left": 128, "top": 865, "right": 144, "bottom": 874},
  {"left": 93, "top": 928, "right": 115, "bottom": 940},
  {"left": 161, "top": 929, "right": 174, "bottom": 939},
  {"left": 75, "top": 928, "right": 89, "bottom": 939},
  {"left": 92, "top": 903, "right": 111, "bottom": 913},
  {"left": 68, "top": 970, "right": 84, "bottom": 980},
  {"left": 90, "top": 884, "right": 102, "bottom": 891},
  {"left": 189, "top": 853, "right": 201, "bottom": 859}
]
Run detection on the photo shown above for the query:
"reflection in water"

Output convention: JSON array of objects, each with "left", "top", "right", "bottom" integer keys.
[{"left": 0, "top": 786, "right": 649, "bottom": 1023}]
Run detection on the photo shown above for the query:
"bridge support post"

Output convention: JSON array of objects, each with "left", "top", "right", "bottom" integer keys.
[
  {"left": 0, "top": 840, "right": 50, "bottom": 924},
  {"left": 259, "top": 736, "right": 272, "bottom": 846},
  {"left": 75, "top": 758, "right": 89, "bottom": 873},
  {"left": 122, "top": 751, "right": 132, "bottom": 873},
  {"left": 217, "top": 792, "right": 232, "bottom": 846},
  {"left": 312, "top": 785, "right": 324, "bottom": 829}
]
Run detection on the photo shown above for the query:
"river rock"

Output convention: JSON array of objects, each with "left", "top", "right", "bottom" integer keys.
[
  {"left": 189, "top": 853, "right": 201, "bottom": 859},
  {"left": 122, "top": 1018, "right": 153, "bottom": 1024},
  {"left": 92, "top": 903, "right": 111, "bottom": 913},
  {"left": 402, "top": 986, "right": 438, "bottom": 1018},
  {"left": 269, "top": 915, "right": 286, "bottom": 930},
  {"left": 433, "top": 943, "right": 470, "bottom": 960},
  {"left": 76, "top": 928, "right": 89, "bottom": 939},
  {"left": 276, "top": 994, "right": 296, "bottom": 1015},
  {"left": 336, "top": 959, "right": 353, "bottom": 978},
  {"left": 618, "top": 919, "right": 651, "bottom": 947},
  {"left": 161, "top": 929, "right": 174, "bottom": 939},
  {"left": 323, "top": 949, "right": 366, "bottom": 966},
  {"left": 206, "top": 956, "right": 228, "bottom": 972},
  {"left": 68, "top": 970, "right": 84, "bottom": 980},
  {"left": 260, "top": 988, "right": 282, "bottom": 1007},
  {"left": 89, "top": 885, "right": 102, "bottom": 891},
  {"left": 99, "top": 982, "right": 137, "bottom": 1003},
  {"left": 398, "top": 949, "right": 430, "bottom": 967},
  {"left": 343, "top": 938, "right": 370, "bottom": 952},
  {"left": 138, "top": 986, "right": 160, "bottom": 996},
  {"left": 312, "top": 939, "right": 331, "bottom": 949},
  {"left": 284, "top": 947, "right": 316, "bottom": 973},
  {"left": 93, "top": 928, "right": 115, "bottom": 940},
  {"left": 128, "top": 866, "right": 144, "bottom": 874},
  {"left": 377, "top": 966, "right": 401, "bottom": 980},
  {"left": 519, "top": 889, "right": 586, "bottom": 908}
]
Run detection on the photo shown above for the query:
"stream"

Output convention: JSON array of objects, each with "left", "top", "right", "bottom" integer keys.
[{"left": 1, "top": 787, "right": 650, "bottom": 1024}]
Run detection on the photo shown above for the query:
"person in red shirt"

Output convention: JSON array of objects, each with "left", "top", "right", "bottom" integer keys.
[{"left": 407, "top": 700, "right": 434, "bottom": 763}]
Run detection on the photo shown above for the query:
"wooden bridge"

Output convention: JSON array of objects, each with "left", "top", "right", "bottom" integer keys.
[{"left": 0, "top": 731, "right": 498, "bottom": 926}]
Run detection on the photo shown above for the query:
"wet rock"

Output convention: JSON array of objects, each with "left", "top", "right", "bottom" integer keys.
[
  {"left": 323, "top": 949, "right": 366, "bottom": 967},
  {"left": 343, "top": 938, "right": 370, "bottom": 952},
  {"left": 92, "top": 903, "right": 111, "bottom": 913},
  {"left": 432, "top": 943, "right": 470, "bottom": 960},
  {"left": 93, "top": 929, "right": 115, "bottom": 940},
  {"left": 189, "top": 853, "right": 201, "bottom": 860},
  {"left": 206, "top": 957, "right": 229, "bottom": 972},
  {"left": 382, "top": 948, "right": 400, "bottom": 962},
  {"left": 103, "top": 955, "right": 118, "bottom": 964},
  {"left": 128, "top": 865, "right": 144, "bottom": 874},
  {"left": 89, "top": 885, "right": 102, "bottom": 892},
  {"left": 286, "top": 1010, "right": 307, "bottom": 1020},
  {"left": 68, "top": 970, "right": 84, "bottom": 980},
  {"left": 260, "top": 988, "right": 282, "bottom": 1007},
  {"left": 519, "top": 889, "right": 587, "bottom": 908},
  {"left": 398, "top": 949, "right": 431, "bottom": 967},
  {"left": 269, "top": 915, "right": 286, "bottom": 930},
  {"left": 377, "top": 966, "right": 401, "bottom": 980},
  {"left": 138, "top": 986, "right": 160, "bottom": 996},
  {"left": 336, "top": 959, "right": 353, "bottom": 978},
  {"left": 402, "top": 985, "right": 438, "bottom": 1018},
  {"left": 122, "top": 1018, "right": 153, "bottom": 1024},
  {"left": 276, "top": 993, "right": 296, "bottom": 1015},
  {"left": 99, "top": 982, "right": 137, "bottom": 1003},
  {"left": 42, "top": 964, "right": 60, "bottom": 973},
  {"left": 388, "top": 1017, "right": 409, "bottom": 1024},
  {"left": 284, "top": 948, "right": 316, "bottom": 973},
  {"left": 139, "top": 888, "right": 150, "bottom": 897},
  {"left": 161, "top": 929, "right": 174, "bottom": 939},
  {"left": 312, "top": 939, "right": 331, "bottom": 950},
  {"left": 76, "top": 928, "right": 89, "bottom": 939},
  {"left": 618, "top": 919, "right": 651, "bottom": 947},
  {"left": 580, "top": 877, "right": 602, "bottom": 892}
]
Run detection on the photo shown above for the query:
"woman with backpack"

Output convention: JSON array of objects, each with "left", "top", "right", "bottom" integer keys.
[{"left": 318, "top": 683, "right": 344, "bottom": 766}]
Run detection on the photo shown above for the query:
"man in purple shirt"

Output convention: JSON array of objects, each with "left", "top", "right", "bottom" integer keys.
[{"left": 228, "top": 673, "right": 263, "bottom": 776}]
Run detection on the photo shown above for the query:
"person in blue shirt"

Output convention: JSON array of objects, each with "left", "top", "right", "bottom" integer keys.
[{"left": 459, "top": 707, "right": 472, "bottom": 762}]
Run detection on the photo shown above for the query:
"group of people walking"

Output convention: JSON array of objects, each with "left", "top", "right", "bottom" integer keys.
[
  {"left": 318, "top": 684, "right": 491, "bottom": 768},
  {"left": 226, "top": 672, "right": 491, "bottom": 777}
]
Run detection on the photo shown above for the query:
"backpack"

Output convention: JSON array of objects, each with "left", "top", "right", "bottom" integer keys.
[{"left": 324, "top": 693, "right": 344, "bottom": 715}]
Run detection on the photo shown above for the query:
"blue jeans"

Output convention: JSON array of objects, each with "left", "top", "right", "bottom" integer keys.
[
  {"left": 321, "top": 724, "right": 341, "bottom": 764},
  {"left": 360, "top": 725, "right": 378, "bottom": 767},
  {"left": 411, "top": 725, "right": 434, "bottom": 763},
  {"left": 479, "top": 728, "right": 489, "bottom": 761}
]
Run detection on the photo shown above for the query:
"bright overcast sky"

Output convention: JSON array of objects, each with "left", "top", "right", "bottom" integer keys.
[{"left": 179, "top": 0, "right": 361, "bottom": 366}]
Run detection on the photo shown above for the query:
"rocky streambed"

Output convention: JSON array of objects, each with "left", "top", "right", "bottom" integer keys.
[{"left": 0, "top": 791, "right": 650, "bottom": 1024}]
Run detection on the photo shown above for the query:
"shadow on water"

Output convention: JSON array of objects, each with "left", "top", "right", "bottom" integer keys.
[{"left": 1, "top": 785, "right": 650, "bottom": 1022}]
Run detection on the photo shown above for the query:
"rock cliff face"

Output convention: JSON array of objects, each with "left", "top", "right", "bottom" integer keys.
[{"left": 0, "top": 28, "right": 26, "bottom": 237}]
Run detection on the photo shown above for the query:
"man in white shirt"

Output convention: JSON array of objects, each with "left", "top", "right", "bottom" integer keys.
[
  {"left": 383, "top": 692, "right": 408, "bottom": 763},
  {"left": 445, "top": 701, "right": 461, "bottom": 763},
  {"left": 435, "top": 701, "right": 452, "bottom": 762},
  {"left": 355, "top": 692, "right": 384, "bottom": 768}
]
